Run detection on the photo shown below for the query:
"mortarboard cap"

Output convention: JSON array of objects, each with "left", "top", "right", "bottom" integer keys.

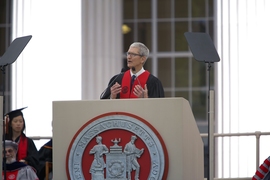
[
  {"left": 3, "top": 140, "right": 18, "bottom": 151},
  {"left": 5, "top": 107, "right": 27, "bottom": 120}
]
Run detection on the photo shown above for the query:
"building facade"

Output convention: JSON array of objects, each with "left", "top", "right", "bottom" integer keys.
[{"left": 1, "top": 0, "right": 270, "bottom": 179}]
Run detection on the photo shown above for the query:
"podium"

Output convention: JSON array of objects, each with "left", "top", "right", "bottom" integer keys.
[{"left": 53, "top": 98, "right": 204, "bottom": 179}]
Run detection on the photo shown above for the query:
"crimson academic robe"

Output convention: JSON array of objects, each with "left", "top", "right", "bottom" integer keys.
[
  {"left": 101, "top": 70, "right": 164, "bottom": 99},
  {"left": 2, "top": 161, "right": 39, "bottom": 180}
]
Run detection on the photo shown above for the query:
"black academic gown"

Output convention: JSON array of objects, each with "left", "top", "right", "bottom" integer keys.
[
  {"left": 12, "top": 134, "right": 39, "bottom": 172},
  {"left": 101, "top": 70, "right": 165, "bottom": 99},
  {"left": 37, "top": 139, "right": 52, "bottom": 180}
]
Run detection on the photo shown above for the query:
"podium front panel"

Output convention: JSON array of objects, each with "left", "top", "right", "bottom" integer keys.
[{"left": 53, "top": 98, "right": 204, "bottom": 180}]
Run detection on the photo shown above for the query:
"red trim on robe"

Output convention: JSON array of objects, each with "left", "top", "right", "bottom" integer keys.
[
  {"left": 252, "top": 157, "right": 270, "bottom": 180},
  {"left": 17, "top": 135, "right": 28, "bottom": 161},
  {"left": 120, "top": 71, "right": 150, "bottom": 98},
  {"left": 4, "top": 170, "right": 19, "bottom": 180}
]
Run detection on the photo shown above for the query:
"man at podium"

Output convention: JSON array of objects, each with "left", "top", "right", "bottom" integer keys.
[{"left": 101, "top": 42, "right": 164, "bottom": 99}]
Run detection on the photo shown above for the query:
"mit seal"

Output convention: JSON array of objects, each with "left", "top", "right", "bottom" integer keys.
[{"left": 66, "top": 112, "right": 168, "bottom": 180}]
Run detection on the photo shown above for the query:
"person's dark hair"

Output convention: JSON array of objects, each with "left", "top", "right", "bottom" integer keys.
[{"left": 6, "top": 114, "right": 26, "bottom": 140}]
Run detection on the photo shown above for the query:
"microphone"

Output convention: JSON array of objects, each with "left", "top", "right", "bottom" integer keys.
[{"left": 100, "top": 68, "right": 126, "bottom": 99}]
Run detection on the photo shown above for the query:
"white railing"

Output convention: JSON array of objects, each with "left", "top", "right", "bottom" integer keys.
[
  {"left": 31, "top": 136, "right": 52, "bottom": 140},
  {"left": 201, "top": 131, "right": 270, "bottom": 180}
]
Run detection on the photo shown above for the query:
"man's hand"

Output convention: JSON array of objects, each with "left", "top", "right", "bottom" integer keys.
[
  {"left": 134, "top": 84, "right": 148, "bottom": 98},
  {"left": 110, "top": 82, "right": 121, "bottom": 99}
]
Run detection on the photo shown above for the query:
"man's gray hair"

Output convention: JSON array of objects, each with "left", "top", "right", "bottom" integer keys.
[
  {"left": 130, "top": 42, "right": 149, "bottom": 59},
  {"left": 4, "top": 140, "right": 18, "bottom": 151}
]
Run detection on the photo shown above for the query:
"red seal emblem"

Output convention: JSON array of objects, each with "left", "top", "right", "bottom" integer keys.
[
  {"left": 121, "top": 86, "right": 128, "bottom": 94},
  {"left": 66, "top": 112, "right": 168, "bottom": 180}
]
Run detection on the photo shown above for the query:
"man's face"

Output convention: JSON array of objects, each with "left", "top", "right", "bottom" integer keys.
[
  {"left": 4, "top": 147, "right": 16, "bottom": 163},
  {"left": 127, "top": 47, "right": 145, "bottom": 69}
]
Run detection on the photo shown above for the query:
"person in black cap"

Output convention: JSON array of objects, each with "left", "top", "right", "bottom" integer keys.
[
  {"left": 2, "top": 140, "right": 39, "bottom": 180},
  {"left": 4, "top": 107, "right": 39, "bottom": 172}
]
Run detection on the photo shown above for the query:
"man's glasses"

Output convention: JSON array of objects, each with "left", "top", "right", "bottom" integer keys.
[
  {"left": 3, "top": 149, "right": 13, "bottom": 154},
  {"left": 126, "top": 52, "right": 142, "bottom": 58}
]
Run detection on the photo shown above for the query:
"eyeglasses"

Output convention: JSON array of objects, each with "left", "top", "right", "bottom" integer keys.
[
  {"left": 126, "top": 52, "right": 142, "bottom": 58},
  {"left": 3, "top": 149, "right": 13, "bottom": 154}
]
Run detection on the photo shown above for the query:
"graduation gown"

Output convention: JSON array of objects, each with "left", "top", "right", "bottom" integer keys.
[
  {"left": 101, "top": 70, "right": 164, "bottom": 99},
  {"left": 5, "top": 133, "right": 39, "bottom": 172},
  {"left": 37, "top": 139, "right": 53, "bottom": 180},
  {"left": 2, "top": 161, "right": 39, "bottom": 180}
]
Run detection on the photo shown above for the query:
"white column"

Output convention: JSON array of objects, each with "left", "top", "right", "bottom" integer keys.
[
  {"left": 216, "top": 0, "right": 270, "bottom": 178},
  {"left": 81, "top": 0, "right": 123, "bottom": 100}
]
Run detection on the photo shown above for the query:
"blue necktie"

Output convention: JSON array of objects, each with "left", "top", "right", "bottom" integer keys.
[{"left": 130, "top": 75, "right": 136, "bottom": 91}]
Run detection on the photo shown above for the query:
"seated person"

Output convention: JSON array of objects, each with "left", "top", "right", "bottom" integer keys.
[
  {"left": 252, "top": 156, "right": 270, "bottom": 180},
  {"left": 2, "top": 140, "right": 39, "bottom": 180},
  {"left": 4, "top": 107, "right": 39, "bottom": 171},
  {"left": 37, "top": 139, "right": 53, "bottom": 180}
]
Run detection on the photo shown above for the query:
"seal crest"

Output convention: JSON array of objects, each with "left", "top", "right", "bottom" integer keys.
[{"left": 66, "top": 112, "right": 168, "bottom": 180}]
